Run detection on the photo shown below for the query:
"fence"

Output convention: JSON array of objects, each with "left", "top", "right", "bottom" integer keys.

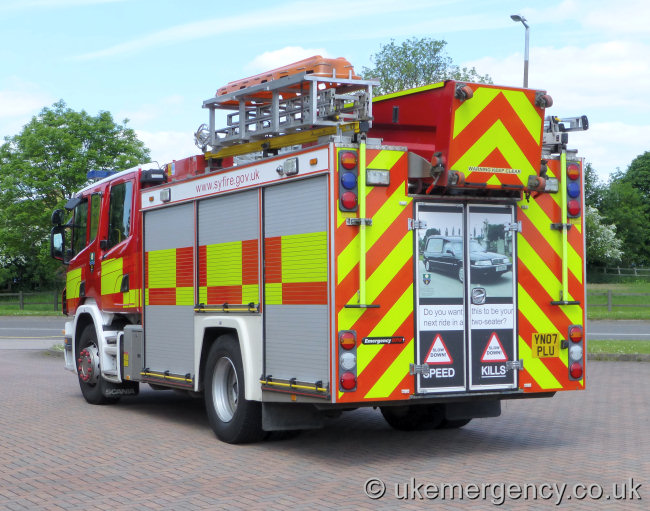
[
  {"left": 587, "top": 291, "right": 650, "bottom": 312},
  {"left": 0, "top": 291, "right": 61, "bottom": 311},
  {"left": 598, "top": 266, "right": 650, "bottom": 277}
]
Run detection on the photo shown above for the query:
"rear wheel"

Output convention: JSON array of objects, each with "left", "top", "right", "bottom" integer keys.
[
  {"left": 204, "top": 335, "right": 263, "bottom": 444},
  {"left": 438, "top": 418, "right": 472, "bottom": 429},
  {"left": 76, "top": 324, "right": 119, "bottom": 405},
  {"left": 457, "top": 265, "right": 464, "bottom": 283},
  {"left": 425, "top": 259, "right": 432, "bottom": 271},
  {"left": 380, "top": 405, "right": 444, "bottom": 431}
]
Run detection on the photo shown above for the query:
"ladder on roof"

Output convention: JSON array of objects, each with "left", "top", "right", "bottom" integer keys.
[{"left": 195, "top": 59, "right": 378, "bottom": 158}]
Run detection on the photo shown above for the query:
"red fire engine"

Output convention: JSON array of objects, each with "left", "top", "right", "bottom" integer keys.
[{"left": 51, "top": 56, "right": 588, "bottom": 443}]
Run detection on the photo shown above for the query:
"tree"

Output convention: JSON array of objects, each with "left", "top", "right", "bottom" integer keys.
[
  {"left": 599, "top": 181, "right": 649, "bottom": 266},
  {"left": 620, "top": 151, "right": 650, "bottom": 200},
  {"left": 584, "top": 206, "right": 623, "bottom": 266},
  {"left": 362, "top": 38, "right": 492, "bottom": 95},
  {"left": 583, "top": 162, "right": 604, "bottom": 209},
  {"left": 0, "top": 100, "right": 150, "bottom": 290}
]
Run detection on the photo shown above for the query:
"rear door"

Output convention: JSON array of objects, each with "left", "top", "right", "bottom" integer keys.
[{"left": 415, "top": 202, "right": 518, "bottom": 394}]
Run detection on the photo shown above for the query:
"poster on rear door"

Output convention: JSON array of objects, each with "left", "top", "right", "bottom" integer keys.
[
  {"left": 416, "top": 204, "right": 466, "bottom": 393},
  {"left": 467, "top": 205, "right": 517, "bottom": 389}
]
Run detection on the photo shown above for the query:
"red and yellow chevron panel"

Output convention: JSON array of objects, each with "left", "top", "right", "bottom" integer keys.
[
  {"left": 198, "top": 239, "right": 259, "bottom": 305},
  {"left": 516, "top": 158, "right": 585, "bottom": 392},
  {"left": 145, "top": 246, "right": 194, "bottom": 306},
  {"left": 335, "top": 147, "right": 415, "bottom": 403},
  {"left": 449, "top": 85, "right": 544, "bottom": 188}
]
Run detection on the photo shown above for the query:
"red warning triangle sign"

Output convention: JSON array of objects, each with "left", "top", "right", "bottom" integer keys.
[
  {"left": 481, "top": 332, "right": 508, "bottom": 362},
  {"left": 424, "top": 334, "right": 453, "bottom": 365}
]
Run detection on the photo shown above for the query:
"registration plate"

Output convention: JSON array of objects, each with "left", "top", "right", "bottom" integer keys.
[
  {"left": 532, "top": 333, "right": 559, "bottom": 358},
  {"left": 496, "top": 264, "right": 507, "bottom": 271}
]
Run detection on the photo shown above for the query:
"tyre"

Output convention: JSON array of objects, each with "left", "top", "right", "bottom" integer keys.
[
  {"left": 424, "top": 259, "right": 432, "bottom": 272},
  {"left": 437, "top": 418, "right": 472, "bottom": 429},
  {"left": 76, "top": 324, "right": 119, "bottom": 405},
  {"left": 380, "top": 405, "right": 444, "bottom": 431},
  {"left": 204, "top": 335, "right": 263, "bottom": 444},
  {"left": 457, "top": 265, "right": 464, "bottom": 283}
]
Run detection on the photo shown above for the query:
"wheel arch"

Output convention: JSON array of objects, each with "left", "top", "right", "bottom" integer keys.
[{"left": 194, "top": 315, "right": 263, "bottom": 401}]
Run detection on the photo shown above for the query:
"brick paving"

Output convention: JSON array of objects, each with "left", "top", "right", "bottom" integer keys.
[{"left": 0, "top": 351, "right": 647, "bottom": 510}]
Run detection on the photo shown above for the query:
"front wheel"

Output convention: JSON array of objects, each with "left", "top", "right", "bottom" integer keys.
[
  {"left": 457, "top": 265, "right": 464, "bottom": 283},
  {"left": 204, "top": 335, "right": 263, "bottom": 444},
  {"left": 76, "top": 324, "right": 119, "bottom": 405}
]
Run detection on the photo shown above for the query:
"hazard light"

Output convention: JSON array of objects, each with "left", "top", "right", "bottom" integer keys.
[
  {"left": 339, "top": 150, "right": 359, "bottom": 212},
  {"left": 566, "top": 161, "right": 581, "bottom": 218},
  {"left": 338, "top": 330, "right": 357, "bottom": 391},
  {"left": 567, "top": 325, "right": 584, "bottom": 381}
]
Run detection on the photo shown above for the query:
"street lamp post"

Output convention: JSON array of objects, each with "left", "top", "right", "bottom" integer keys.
[{"left": 510, "top": 14, "right": 529, "bottom": 88}]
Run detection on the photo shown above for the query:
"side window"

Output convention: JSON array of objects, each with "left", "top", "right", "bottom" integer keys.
[
  {"left": 426, "top": 238, "right": 443, "bottom": 253},
  {"left": 107, "top": 181, "right": 133, "bottom": 249},
  {"left": 71, "top": 199, "right": 89, "bottom": 255},
  {"left": 89, "top": 193, "right": 101, "bottom": 243}
]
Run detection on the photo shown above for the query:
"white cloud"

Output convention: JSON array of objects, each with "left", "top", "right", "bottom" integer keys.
[
  {"left": 117, "top": 95, "right": 186, "bottom": 124},
  {"left": 70, "top": 0, "right": 449, "bottom": 61},
  {"left": 245, "top": 47, "right": 332, "bottom": 73},
  {"left": 135, "top": 130, "right": 199, "bottom": 167},
  {"left": 0, "top": 80, "right": 54, "bottom": 139}
]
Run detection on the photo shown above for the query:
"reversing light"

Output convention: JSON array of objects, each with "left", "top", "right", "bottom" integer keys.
[
  {"left": 339, "top": 352, "right": 356, "bottom": 371},
  {"left": 340, "top": 151, "right": 357, "bottom": 170},
  {"left": 340, "top": 372, "right": 356, "bottom": 390}
]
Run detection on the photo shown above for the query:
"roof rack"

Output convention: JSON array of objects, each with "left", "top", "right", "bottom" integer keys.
[{"left": 195, "top": 56, "right": 377, "bottom": 159}]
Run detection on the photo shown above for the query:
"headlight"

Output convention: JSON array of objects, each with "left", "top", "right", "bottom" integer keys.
[{"left": 474, "top": 260, "right": 491, "bottom": 266}]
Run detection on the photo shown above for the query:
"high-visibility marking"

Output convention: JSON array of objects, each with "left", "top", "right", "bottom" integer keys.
[
  {"left": 502, "top": 90, "right": 543, "bottom": 140},
  {"left": 451, "top": 120, "right": 536, "bottom": 182},
  {"left": 424, "top": 334, "right": 453, "bottom": 364},
  {"left": 101, "top": 257, "right": 123, "bottom": 295},
  {"left": 147, "top": 249, "right": 176, "bottom": 289},
  {"left": 481, "top": 332, "right": 507, "bottom": 362},
  {"left": 66, "top": 267, "right": 82, "bottom": 299},
  {"left": 364, "top": 339, "right": 414, "bottom": 399},
  {"left": 518, "top": 336, "right": 562, "bottom": 389},
  {"left": 453, "top": 87, "right": 501, "bottom": 137},
  {"left": 373, "top": 82, "right": 445, "bottom": 103}
]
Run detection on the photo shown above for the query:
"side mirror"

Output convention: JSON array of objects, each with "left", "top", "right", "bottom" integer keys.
[
  {"left": 50, "top": 225, "right": 68, "bottom": 263},
  {"left": 51, "top": 209, "right": 65, "bottom": 226}
]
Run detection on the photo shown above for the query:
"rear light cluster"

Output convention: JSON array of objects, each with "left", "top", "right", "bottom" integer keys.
[
  {"left": 566, "top": 162, "right": 581, "bottom": 218},
  {"left": 339, "top": 151, "right": 358, "bottom": 212},
  {"left": 567, "top": 325, "right": 584, "bottom": 380},
  {"left": 338, "top": 330, "right": 357, "bottom": 391}
]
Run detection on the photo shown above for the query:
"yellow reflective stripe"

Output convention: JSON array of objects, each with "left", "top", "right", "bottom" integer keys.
[
  {"left": 265, "top": 282, "right": 282, "bottom": 305},
  {"left": 66, "top": 267, "right": 82, "bottom": 299},
  {"left": 281, "top": 232, "right": 327, "bottom": 283},
  {"left": 337, "top": 183, "right": 410, "bottom": 284},
  {"left": 502, "top": 90, "right": 542, "bottom": 141},
  {"left": 364, "top": 339, "right": 414, "bottom": 399},
  {"left": 368, "top": 149, "right": 403, "bottom": 171},
  {"left": 522, "top": 202, "right": 583, "bottom": 287},
  {"left": 144, "top": 288, "right": 149, "bottom": 306},
  {"left": 518, "top": 336, "right": 562, "bottom": 389},
  {"left": 339, "top": 233, "right": 412, "bottom": 331},
  {"left": 242, "top": 284, "right": 259, "bottom": 303},
  {"left": 453, "top": 87, "right": 500, "bottom": 138},
  {"left": 176, "top": 287, "right": 194, "bottom": 306},
  {"left": 357, "top": 284, "right": 413, "bottom": 376},
  {"left": 373, "top": 82, "right": 445, "bottom": 103},
  {"left": 122, "top": 289, "right": 141, "bottom": 307},
  {"left": 198, "top": 287, "right": 207, "bottom": 304},
  {"left": 451, "top": 120, "right": 535, "bottom": 179},
  {"left": 148, "top": 249, "right": 176, "bottom": 288},
  {"left": 101, "top": 257, "right": 123, "bottom": 295},
  {"left": 206, "top": 241, "right": 242, "bottom": 286}
]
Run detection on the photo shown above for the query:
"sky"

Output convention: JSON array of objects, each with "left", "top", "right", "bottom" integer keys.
[{"left": 1, "top": 0, "right": 649, "bottom": 181}]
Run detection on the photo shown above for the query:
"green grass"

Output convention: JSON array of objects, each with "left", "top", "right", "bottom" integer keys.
[
  {"left": 588, "top": 340, "right": 650, "bottom": 355},
  {"left": 586, "top": 281, "right": 650, "bottom": 320}
]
